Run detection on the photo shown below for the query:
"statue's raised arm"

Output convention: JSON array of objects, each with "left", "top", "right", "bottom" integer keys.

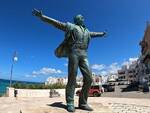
[
  {"left": 89, "top": 31, "right": 106, "bottom": 38},
  {"left": 32, "top": 9, "right": 66, "bottom": 31}
]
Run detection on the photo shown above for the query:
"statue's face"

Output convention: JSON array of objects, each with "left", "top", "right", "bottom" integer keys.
[{"left": 74, "top": 14, "right": 84, "bottom": 26}]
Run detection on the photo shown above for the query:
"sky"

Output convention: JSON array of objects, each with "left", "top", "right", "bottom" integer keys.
[{"left": 0, "top": 0, "right": 150, "bottom": 82}]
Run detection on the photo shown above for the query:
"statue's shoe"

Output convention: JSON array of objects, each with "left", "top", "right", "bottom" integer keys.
[
  {"left": 79, "top": 104, "right": 93, "bottom": 111},
  {"left": 66, "top": 105, "right": 75, "bottom": 112}
]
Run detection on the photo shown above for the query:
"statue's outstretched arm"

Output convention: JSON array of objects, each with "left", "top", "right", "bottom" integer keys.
[
  {"left": 90, "top": 31, "right": 106, "bottom": 38},
  {"left": 41, "top": 15, "right": 66, "bottom": 31},
  {"left": 32, "top": 9, "right": 66, "bottom": 31}
]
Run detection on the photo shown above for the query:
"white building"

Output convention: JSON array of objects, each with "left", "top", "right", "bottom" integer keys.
[
  {"left": 92, "top": 73, "right": 103, "bottom": 85},
  {"left": 45, "top": 77, "right": 68, "bottom": 85},
  {"left": 45, "top": 76, "right": 82, "bottom": 86},
  {"left": 45, "top": 74, "right": 104, "bottom": 86},
  {"left": 107, "top": 74, "right": 118, "bottom": 82}
]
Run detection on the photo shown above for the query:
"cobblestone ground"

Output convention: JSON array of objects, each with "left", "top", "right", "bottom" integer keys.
[
  {"left": 0, "top": 97, "right": 150, "bottom": 113},
  {"left": 102, "top": 85, "right": 150, "bottom": 98},
  {"left": 110, "top": 103, "right": 150, "bottom": 113}
]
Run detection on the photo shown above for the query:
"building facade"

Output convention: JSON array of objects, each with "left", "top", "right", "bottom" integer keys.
[
  {"left": 45, "top": 74, "right": 103, "bottom": 86},
  {"left": 118, "top": 65, "right": 128, "bottom": 81},
  {"left": 45, "top": 77, "right": 68, "bottom": 85},
  {"left": 140, "top": 22, "right": 150, "bottom": 69},
  {"left": 139, "top": 22, "right": 150, "bottom": 83},
  {"left": 118, "top": 61, "right": 138, "bottom": 84}
]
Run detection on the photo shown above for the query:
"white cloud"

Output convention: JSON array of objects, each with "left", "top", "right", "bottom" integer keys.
[
  {"left": 108, "top": 63, "right": 121, "bottom": 74},
  {"left": 25, "top": 74, "right": 30, "bottom": 78},
  {"left": 32, "top": 75, "right": 37, "bottom": 78},
  {"left": 91, "top": 62, "right": 121, "bottom": 75},
  {"left": 91, "top": 64, "right": 105, "bottom": 71},
  {"left": 129, "top": 57, "right": 138, "bottom": 62},
  {"left": 91, "top": 57, "right": 138, "bottom": 76},
  {"left": 122, "top": 61, "right": 129, "bottom": 66},
  {"left": 31, "top": 67, "right": 62, "bottom": 77},
  {"left": 64, "top": 63, "right": 68, "bottom": 67},
  {"left": 25, "top": 74, "right": 37, "bottom": 78},
  {"left": 100, "top": 71, "right": 107, "bottom": 75},
  {"left": 122, "top": 57, "right": 138, "bottom": 68}
]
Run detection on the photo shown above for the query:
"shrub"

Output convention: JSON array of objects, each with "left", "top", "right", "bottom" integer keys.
[{"left": 12, "top": 82, "right": 66, "bottom": 89}]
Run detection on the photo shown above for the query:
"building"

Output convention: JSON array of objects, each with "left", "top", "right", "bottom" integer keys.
[
  {"left": 45, "top": 73, "right": 103, "bottom": 87},
  {"left": 139, "top": 22, "right": 150, "bottom": 83},
  {"left": 45, "top": 77, "right": 68, "bottom": 85},
  {"left": 118, "top": 65, "right": 128, "bottom": 81},
  {"left": 76, "top": 76, "right": 83, "bottom": 86},
  {"left": 118, "top": 65, "right": 129, "bottom": 85},
  {"left": 107, "top": 74, "right": 118, "bottom": 82},
  {"left": 118, "top": 61, "right": 138, "bottom": 84},
  {"left": 106, "top": 73, "right": 118, "bottom": 86},
  {"left": 127, "top": 61, "right": 138, "bottom": 83},
  {"left": 92, "top": 73, "right": 102, "bottom": 85},
  {"left": 140, "top": 22, "right": 150, "bottom": 69},
  {"left": 116, "top": 23, "right": 150, "bottom": 86}
]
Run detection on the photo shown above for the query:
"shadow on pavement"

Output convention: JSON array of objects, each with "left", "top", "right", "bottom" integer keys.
[
  {"left": 47, "top": 102, "right": 80, "bottom": 110},
  {"left": 47, "top": 102, "right": 66, "bottom": 109}
]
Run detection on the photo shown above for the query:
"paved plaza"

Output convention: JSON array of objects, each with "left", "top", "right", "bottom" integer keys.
[
  {"left": 110, "top": 103, "right": 150, "bottom": 113},
  {"left": 0, "top": 96, "right": 150, "bottom": 113}
]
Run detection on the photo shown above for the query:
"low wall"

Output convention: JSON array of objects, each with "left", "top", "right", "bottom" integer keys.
[
  {"left": 6, "top": 87, "right": 80, "bottom": 97},
  {"left": 6, "top": 87, "right": 15, "bottom": 97},
  {"left": 16, "top": 89, "right": 50, "bottom": 97}
]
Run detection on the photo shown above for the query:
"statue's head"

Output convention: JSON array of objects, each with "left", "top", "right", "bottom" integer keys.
[{"left": 74, "top": 14, "right": 85, "bottom": 27}]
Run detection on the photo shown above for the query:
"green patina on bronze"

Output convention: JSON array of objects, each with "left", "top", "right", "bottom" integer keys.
[{"left": 32, "top": 9, "right": 106, "bottom": 112}]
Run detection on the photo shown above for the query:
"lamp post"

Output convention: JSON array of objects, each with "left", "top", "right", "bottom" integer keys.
[{"left": 9, "top": 51, "right": 18, "bottom": 87}]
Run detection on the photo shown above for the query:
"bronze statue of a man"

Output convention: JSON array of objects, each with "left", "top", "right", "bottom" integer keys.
[{"left": 32, "top": 9, "right": 106, "bottom": 112}]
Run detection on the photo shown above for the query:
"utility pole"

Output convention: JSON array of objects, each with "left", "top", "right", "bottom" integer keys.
[{"left": 9, "top": 51, "right": 18, "bottom": 87}]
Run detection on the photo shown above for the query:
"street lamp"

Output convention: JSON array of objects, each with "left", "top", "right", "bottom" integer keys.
[{"left": 9, "top": 51, "right": 18, "bottom": 87}]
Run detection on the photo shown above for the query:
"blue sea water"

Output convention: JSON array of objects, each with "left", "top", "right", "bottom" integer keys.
[
  {"left": 0, "top": 79, "right": 9, "bottom": 95},
  {"left": 0, "top": 79, "right": 43, "bottom": 96}
]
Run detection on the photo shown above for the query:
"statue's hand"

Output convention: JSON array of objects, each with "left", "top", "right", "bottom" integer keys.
[
  {"left": 32, "top": 8, "right": 43, "bottom": 18},
  {"left": 103, "top": 30, "right": 107, "bottom": 37}
]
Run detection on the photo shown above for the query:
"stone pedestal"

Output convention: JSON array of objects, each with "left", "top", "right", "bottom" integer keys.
[{"left": 6, "top": 87, "right": 15, "bottom": 97}]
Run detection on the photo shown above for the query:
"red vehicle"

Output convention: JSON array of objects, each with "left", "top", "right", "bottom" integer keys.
[{"left": 76, "top": 85, "right": 103, "bottom": 97}]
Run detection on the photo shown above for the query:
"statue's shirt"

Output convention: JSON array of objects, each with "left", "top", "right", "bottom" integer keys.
[{"left": 66, "top": 22, "right": 91, "bottom": 56}]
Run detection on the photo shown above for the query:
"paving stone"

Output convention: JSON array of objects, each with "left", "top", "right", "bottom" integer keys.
[{"left": 110, "top": 103, "right": 150, "bottom": 113}]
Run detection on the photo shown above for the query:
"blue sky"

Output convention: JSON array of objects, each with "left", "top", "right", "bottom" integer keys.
[{"left": 0, "top": 0, "right": 150, "bottom": 82}]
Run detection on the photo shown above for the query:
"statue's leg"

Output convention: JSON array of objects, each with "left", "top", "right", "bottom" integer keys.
[
  {"left": 78, "top": 56, "right": 92, "bottom": 107},
  {"left": 66, "top": 53, "right": 79, "bottom": 111},
  {"left": 147, "top": 62, "right": 150, "bottom": 74}
]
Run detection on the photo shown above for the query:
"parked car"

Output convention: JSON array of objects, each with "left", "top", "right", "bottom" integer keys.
[
  {"left": 76, "top": 85, "right": 103, "bottom": 97},
  {"left": 102, "top": 84, "right": 115, "bottom": 92}
]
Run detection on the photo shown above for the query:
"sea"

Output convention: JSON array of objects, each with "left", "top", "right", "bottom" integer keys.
[
  {"left": 0, "top": 79, "right": 9, "bottom": 96},
  {"left": 0, "top": 79, "right": 42, "bottom": 96}
]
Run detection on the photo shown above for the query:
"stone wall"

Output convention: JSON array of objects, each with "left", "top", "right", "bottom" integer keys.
[
  {"left": 6, "top": 87, "right": 15, "bottom": 97},
  {"left": 6, "top": 87, "right": 80, "bottom": 97},
  {"left": 16, "top": 89, "right": 51, "bottom": 97}
]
